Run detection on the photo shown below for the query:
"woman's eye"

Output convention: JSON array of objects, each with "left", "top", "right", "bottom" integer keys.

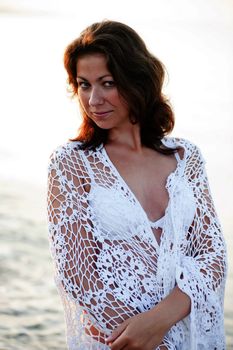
[
  {"left": 78, "top": 81, "right": 90, "bottom": 89},
  {"left": 103, "top": 81, "right": 115, "bottom": 87}
]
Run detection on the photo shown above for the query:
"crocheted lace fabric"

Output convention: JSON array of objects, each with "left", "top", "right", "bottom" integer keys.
[{"left": 47, "top": 137, "right": 227, "bottom": 350}]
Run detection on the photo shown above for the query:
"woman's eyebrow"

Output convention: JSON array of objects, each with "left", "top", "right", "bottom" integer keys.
[
  {"left": 76, "top": 74, "right": 113, "bottom": 81},
  {"left": 76, "top": 76, "right": 88, "bottom": 81},
  {"left": 98, "top": 75, "right": 113, "bottom": 80}
]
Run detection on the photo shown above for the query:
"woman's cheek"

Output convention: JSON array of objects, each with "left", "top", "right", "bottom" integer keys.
[{"left": 78, "top": 93, "right": 89, "bottom": 112}]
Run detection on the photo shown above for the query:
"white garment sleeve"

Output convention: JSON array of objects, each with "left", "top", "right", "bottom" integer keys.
[
  {"left": 47, "top": 147, "right": 137, "bottom": 342},
  {"left": 175, "top": 145, "right": 227, "bottom": 349}
]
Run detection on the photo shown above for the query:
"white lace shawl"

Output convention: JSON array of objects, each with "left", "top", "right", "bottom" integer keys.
[{"left": 47, "top": 137, "right": 227, "bottom": 350}]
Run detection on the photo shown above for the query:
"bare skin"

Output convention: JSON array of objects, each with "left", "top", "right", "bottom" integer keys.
[
  {"left": 104, "top": 130, "right": 191, "bottom": 349},
  {"left": 105, "top": 287, "right": 191, "bottom": 349},
  {"left": 76, "top": 53, "right": 191, "bottom": 349},
  {"left": 104, "top": 138, "right": 177, "bottom": 223}
]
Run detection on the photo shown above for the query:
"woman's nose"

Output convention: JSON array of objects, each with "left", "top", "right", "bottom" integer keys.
[{"left": 89, "top": 87, "right": 104, "bottom": 106}]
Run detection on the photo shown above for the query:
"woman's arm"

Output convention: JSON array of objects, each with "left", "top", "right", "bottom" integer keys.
[
  {"left": 151, "top": 285, "right": 191, "bottom": 332},
  {"left": 106, "top": 286, "right": 190, "bottom": 350},
  {"left": 47, "top": 147, "right": 140, "bottom": 341}
]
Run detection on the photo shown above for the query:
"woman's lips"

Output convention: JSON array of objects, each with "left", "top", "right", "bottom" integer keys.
[{"left": 92, "top": 111, "right": 113, "bottom": 119}]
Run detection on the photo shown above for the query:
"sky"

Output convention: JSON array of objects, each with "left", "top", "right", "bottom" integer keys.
[
  {"left": 0, "top": 0, "right": 232, "bottom": 209},
  {"left": 1, "top": 0, "right": 233, "bottom": 22}
]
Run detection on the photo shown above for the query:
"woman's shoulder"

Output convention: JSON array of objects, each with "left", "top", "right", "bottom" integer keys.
[
  {"left": 48, "top": 140, "right": 84, "bottom": 166},
  {"left": 163, "top": 136, "right": 197, "bottom": 149},
  {"left": 162, "top": 136, "right": 205, "bottom": 161}
]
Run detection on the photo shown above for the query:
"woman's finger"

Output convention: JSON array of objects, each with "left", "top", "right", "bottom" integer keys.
[{"left": 105, "top": 321, "right": 128, "bottom": 344}]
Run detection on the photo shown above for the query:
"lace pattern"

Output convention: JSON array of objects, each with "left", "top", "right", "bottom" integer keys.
[{"left": 47, "top": 137, "right": 227, "bottom": 349}]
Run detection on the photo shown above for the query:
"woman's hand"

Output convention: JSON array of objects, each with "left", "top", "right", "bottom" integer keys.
[
  {"left": 105, "top": 308, "right": 167, "bottom": 350},
  {"left": 105, "top": 286, "right": 191, "bottom": 350}
]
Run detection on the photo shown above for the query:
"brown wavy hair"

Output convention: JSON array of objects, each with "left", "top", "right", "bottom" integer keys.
[{"left": 64, "top": 20, "right": 177, "bottom": 154}]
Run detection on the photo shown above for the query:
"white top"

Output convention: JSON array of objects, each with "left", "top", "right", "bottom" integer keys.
[{"left": 47, "top": 137, "right": 227, "bottom": 350}]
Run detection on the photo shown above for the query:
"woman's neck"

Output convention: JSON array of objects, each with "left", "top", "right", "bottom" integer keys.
[{"left": 107, "top": 123, "right": 142, "bottom": 153}]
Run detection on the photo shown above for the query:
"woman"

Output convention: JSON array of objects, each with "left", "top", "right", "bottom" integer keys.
[{"left": 47, "top": 20, "right": 227, "bottom": 349}]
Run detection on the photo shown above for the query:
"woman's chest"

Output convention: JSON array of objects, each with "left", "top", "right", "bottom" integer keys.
[{"left": 98, "top": 149, "right": 177, "bottom": 223}]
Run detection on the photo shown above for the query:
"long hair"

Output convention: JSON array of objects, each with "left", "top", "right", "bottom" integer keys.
[{"left": 64, "top": 20, "right": 177, "bottom": 154}]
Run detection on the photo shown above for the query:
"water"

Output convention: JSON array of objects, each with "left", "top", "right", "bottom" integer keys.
[{"left": 0, "top": 181, "right": 66, "bottom": 350}]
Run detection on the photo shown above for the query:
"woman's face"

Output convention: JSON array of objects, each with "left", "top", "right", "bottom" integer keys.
[{"left": 76, "top": 53, "right": 130, "bottom": 130}]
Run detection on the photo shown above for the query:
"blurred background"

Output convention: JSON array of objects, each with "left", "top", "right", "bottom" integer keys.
[{"left": 0, "top": 0, "right": 232, "bottom": 349}]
